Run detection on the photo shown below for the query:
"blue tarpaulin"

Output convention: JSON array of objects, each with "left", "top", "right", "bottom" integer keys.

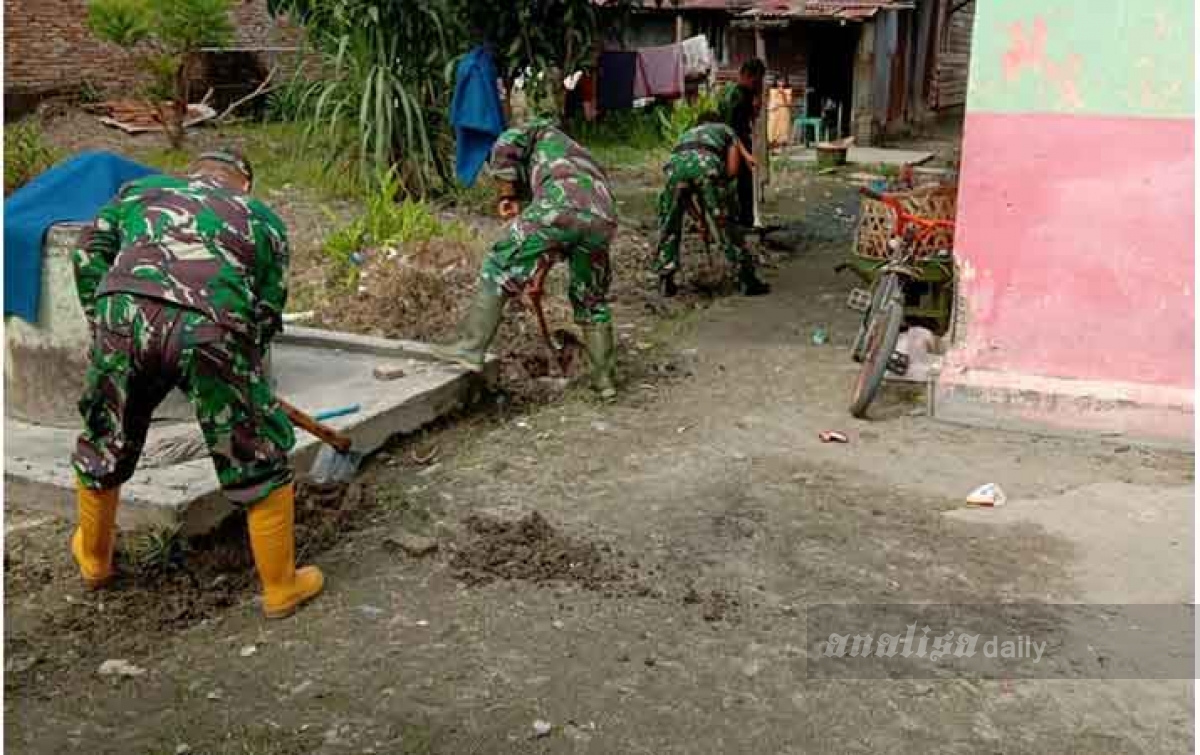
[
  {"left": 4, "top": 151, "right": 157, "bottom": 322},
  {"left": 451, "top": 47, "right": 506, "bottom": 187}
]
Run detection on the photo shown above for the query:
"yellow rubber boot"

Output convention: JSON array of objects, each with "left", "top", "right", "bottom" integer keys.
[
  {"left": 71, "top": 484, "right": 120, "bottom": 590},
  {"left": 247, "top": 483, "right": 324, "bottom": 619}
]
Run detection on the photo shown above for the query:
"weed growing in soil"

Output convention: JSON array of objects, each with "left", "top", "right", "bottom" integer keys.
[
  {"left": 127, "top": 525, "right": 189, "bottom": 575},
  {"left": 4, "top": 120, "right": 62, "bottom": 196},
  {"left": 322, "top": 168, "right": 474, "bottom": 284}
]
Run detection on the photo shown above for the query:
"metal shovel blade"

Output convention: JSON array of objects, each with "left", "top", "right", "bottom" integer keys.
[{"left": 309, "top": 444, "right": 363, "bottom": 485}]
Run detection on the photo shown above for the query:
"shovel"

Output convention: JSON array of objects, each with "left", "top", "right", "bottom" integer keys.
[
  {"left": 278, "top": 398, "right": 362, "bottom": 484},
  {"left": 523, "top": 256, "right": 572, "bottom": 376}
]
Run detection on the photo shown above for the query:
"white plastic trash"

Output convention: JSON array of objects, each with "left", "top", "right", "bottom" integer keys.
[{"left": 966, "top": 483, "right": 1007, "bottom": 507}]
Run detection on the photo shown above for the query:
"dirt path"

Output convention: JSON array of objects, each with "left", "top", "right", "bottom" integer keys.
[{"left": 6, "top": 170, "right": 1193, "bottom": 755}]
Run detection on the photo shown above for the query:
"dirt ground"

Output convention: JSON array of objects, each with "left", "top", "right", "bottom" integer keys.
[{"left": 5, "top": 122, "right": 1195, "bottom": 754}]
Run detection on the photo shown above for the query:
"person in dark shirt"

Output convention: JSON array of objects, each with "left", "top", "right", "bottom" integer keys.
[{"left": 718, "top": 58, "right": 766, "bottom": 229}]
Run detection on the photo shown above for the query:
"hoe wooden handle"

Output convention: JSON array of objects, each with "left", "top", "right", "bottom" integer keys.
[{"left": 278, "top": 398, "right": 352, "bottom": 453}]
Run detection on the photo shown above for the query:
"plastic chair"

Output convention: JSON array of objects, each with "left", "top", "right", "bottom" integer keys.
[{"left": 792, "top": 94, "right": 825, "bottom": 147}]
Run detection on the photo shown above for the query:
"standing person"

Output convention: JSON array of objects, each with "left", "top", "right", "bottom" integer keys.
[
  {"left": 719, "top": 58, "right": 766, "bottom": 229},
  {"left": 655, "top": 113, "right": 770, "bottom": 297},
  {"left": 70, "top": 149, "right": 324, "bottom": 620},
  {"left": 431, "top": 118, "right": 620, "bottom": 399}
]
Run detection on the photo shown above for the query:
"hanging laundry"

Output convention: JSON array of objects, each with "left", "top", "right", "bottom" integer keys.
[
  {"left": 679, "top": 35, "right": 714, "bottom": 79},
  {"left": 634, "top": 43, "right": 683, "bottom": 100},
  {"left": 451, "top": 46, "right": 506, "bottom": 187},
  {"left": 768, "top": 86, "right": 794, "bottom": 147},
  {"left": 598, "top": 51, "right": 638, "bottom": 111},
  {"left": 579, "top": 71, "right": 598, "bottom": 121}
]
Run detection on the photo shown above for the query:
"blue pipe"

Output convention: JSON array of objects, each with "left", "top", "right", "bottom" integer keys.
[{"left": 313, "top": 405, "right": 361, "bottom": 422}]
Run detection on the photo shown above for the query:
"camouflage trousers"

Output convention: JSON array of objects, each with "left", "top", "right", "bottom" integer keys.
[
  {"left": 480, "top": 198, "right": 617, "bottom": 324},
  {"left": 655, "top": 172, "right": 748, "bottom": 276},
  {"left": 73, "top": 292, "right": 295, "bottom": 507}
]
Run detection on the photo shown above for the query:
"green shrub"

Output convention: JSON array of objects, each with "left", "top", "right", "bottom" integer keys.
[
  {"left": 574, "top": 108, "right": 664, "bottom": 151},
  {"left": 4, "top": 120, "right": 62, "bottom": 196},
  {"left": 656, "top": 90, "right": 720, "bottom": 146},
  {"left": 323, "top": 168, "right": 471, "bottom": 284}
]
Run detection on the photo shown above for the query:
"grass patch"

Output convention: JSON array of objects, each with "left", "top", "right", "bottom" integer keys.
[
  {"left": 574, "top": 108, "right": 669, "bottom": 172},
  {"left": 131, "top": 122, "right": 365, "bottom": 201}
]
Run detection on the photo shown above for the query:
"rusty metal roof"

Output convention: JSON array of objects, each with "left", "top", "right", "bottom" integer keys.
[
  {"left": 802, "top": 0, "right": 914, "bottom": 18},
  {"left": 638, "top": 0, "right": 913, "bottom": 18}
]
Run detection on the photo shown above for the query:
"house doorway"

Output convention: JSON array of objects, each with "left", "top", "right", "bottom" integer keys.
[{"left": 805, "top": 21, "right": 859, "bottom": 139}]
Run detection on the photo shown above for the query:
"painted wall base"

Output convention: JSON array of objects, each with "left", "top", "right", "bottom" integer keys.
[{"left": 933, "top": 368, "right": 1194, "bottom": 449}]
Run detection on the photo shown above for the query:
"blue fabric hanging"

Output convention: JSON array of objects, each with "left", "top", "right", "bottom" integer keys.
[
  {"left": 4, "top": 151, "right": 157, "bottom": 322},
  {"left": 451, "top": 47, "right": 506, "bottom": 187}
]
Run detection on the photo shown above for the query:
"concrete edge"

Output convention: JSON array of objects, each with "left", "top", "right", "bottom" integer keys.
[
  {"left": 933, "top": 369, "right": 1195, "bottom": 450},
  {"left": 279, "top": 326, "right": 500, "bottom": 374}
]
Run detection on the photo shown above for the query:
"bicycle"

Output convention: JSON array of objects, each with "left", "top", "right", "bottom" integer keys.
[{"left": 844, "top": 187, "right": 955, "bottom": 418}]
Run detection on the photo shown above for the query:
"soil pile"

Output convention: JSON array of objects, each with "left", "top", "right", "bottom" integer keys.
[
  {"left": 450, "top": 511, "right": 625, "bottom": 590},
  {"left": 313, "top": 240, "right": 481, "bottom": 343}
]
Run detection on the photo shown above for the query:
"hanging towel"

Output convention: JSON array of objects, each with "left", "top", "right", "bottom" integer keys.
[
  {"left": 4, "top": 151, "right": 157, "bottom": 323},
  {"left": 451, "top": 46, "right": 506, "bottom": 187},
  {"left": 634, "top": 43, "right": 683, "bottom": 99},
  {"left": 680, "top": 35, "right": 713, "bottom": 78},
  {"left": 598, "top": 51, "right": 638, "bottom": 111}
]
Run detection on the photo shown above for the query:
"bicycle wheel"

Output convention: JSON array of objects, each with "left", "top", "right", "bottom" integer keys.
[
  {"left": 851, "top": 319, "right": 868, "bottom": 363},
  {"left": 851, "top": 273, "right": 894, "bottom": 362},
  {"left": 849, "top": 276, "right": 904, "bottom": 418}
]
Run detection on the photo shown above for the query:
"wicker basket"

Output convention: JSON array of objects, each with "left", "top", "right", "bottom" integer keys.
[{"left": 855, "top": 185, "right": 958, "bottom": 260}]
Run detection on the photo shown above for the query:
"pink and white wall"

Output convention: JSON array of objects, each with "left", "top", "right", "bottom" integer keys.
[{"left": 935, "top": 0, "right": 1195, "bottom": 445}]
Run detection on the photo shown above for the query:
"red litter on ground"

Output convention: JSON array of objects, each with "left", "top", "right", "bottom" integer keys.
[{"left": 819, "top": 431, "right": 849, "bottom": 443}]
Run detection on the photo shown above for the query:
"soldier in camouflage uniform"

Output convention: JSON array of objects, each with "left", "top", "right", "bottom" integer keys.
[
  {"left": 432, "top": 118, "right": 620, "bottom": 399},
  {"left": 69, "top": 148, "right": 323, "bottom": 619},
  {"left": 655, "top": 113, "right": 770, "bottom": 297}
]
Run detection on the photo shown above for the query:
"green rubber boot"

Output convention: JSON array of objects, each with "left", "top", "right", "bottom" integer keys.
[
  {"left": 429, "top": 287, "right": 505, "bottom": 371},
  {"left": 581, "top": 321, "right": 618, "bottom": 401}
]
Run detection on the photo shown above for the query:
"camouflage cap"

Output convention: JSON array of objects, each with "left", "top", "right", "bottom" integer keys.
[{"left": 196, "top": 147, "right": 254, "bottom": 185}]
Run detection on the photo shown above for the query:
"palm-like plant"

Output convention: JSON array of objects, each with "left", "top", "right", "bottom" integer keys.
[{"left": 269, "top": 0, "right": 457, "bottom": 193}]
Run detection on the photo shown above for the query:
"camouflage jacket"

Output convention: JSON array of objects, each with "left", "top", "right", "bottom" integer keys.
[
  {"left": 667, "top": 122, "right": 738, "bottom": 181},
  {"left": 488, "top": 118, "right": 616, "bottom": 222},
  {"left": 718, "top": 82, "right": 757, "bottom": 145},
  {"left": 73, "top": 174, "right": 290, "bottom": 345}
]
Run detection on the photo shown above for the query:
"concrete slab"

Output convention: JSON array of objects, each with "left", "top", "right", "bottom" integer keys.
[
  {"left": 786, "top": 146, "right": 935, "bottom": 167},
  {"left": 5, "top": 327, "right": 494, "bottom": 534}
]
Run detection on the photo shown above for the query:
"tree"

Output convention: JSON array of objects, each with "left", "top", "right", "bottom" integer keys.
[
  {"left": 457, "top": 0, "right": 656, "bottom": 117},
  {"left": 267, "top": 0, "right": 458, "bottom": 193},
  {"left": 87, "top": 0, "right": 235, "bottom": 148},
  {"left": 266, "top": 0, "right": 661, "bottom": 191}
]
